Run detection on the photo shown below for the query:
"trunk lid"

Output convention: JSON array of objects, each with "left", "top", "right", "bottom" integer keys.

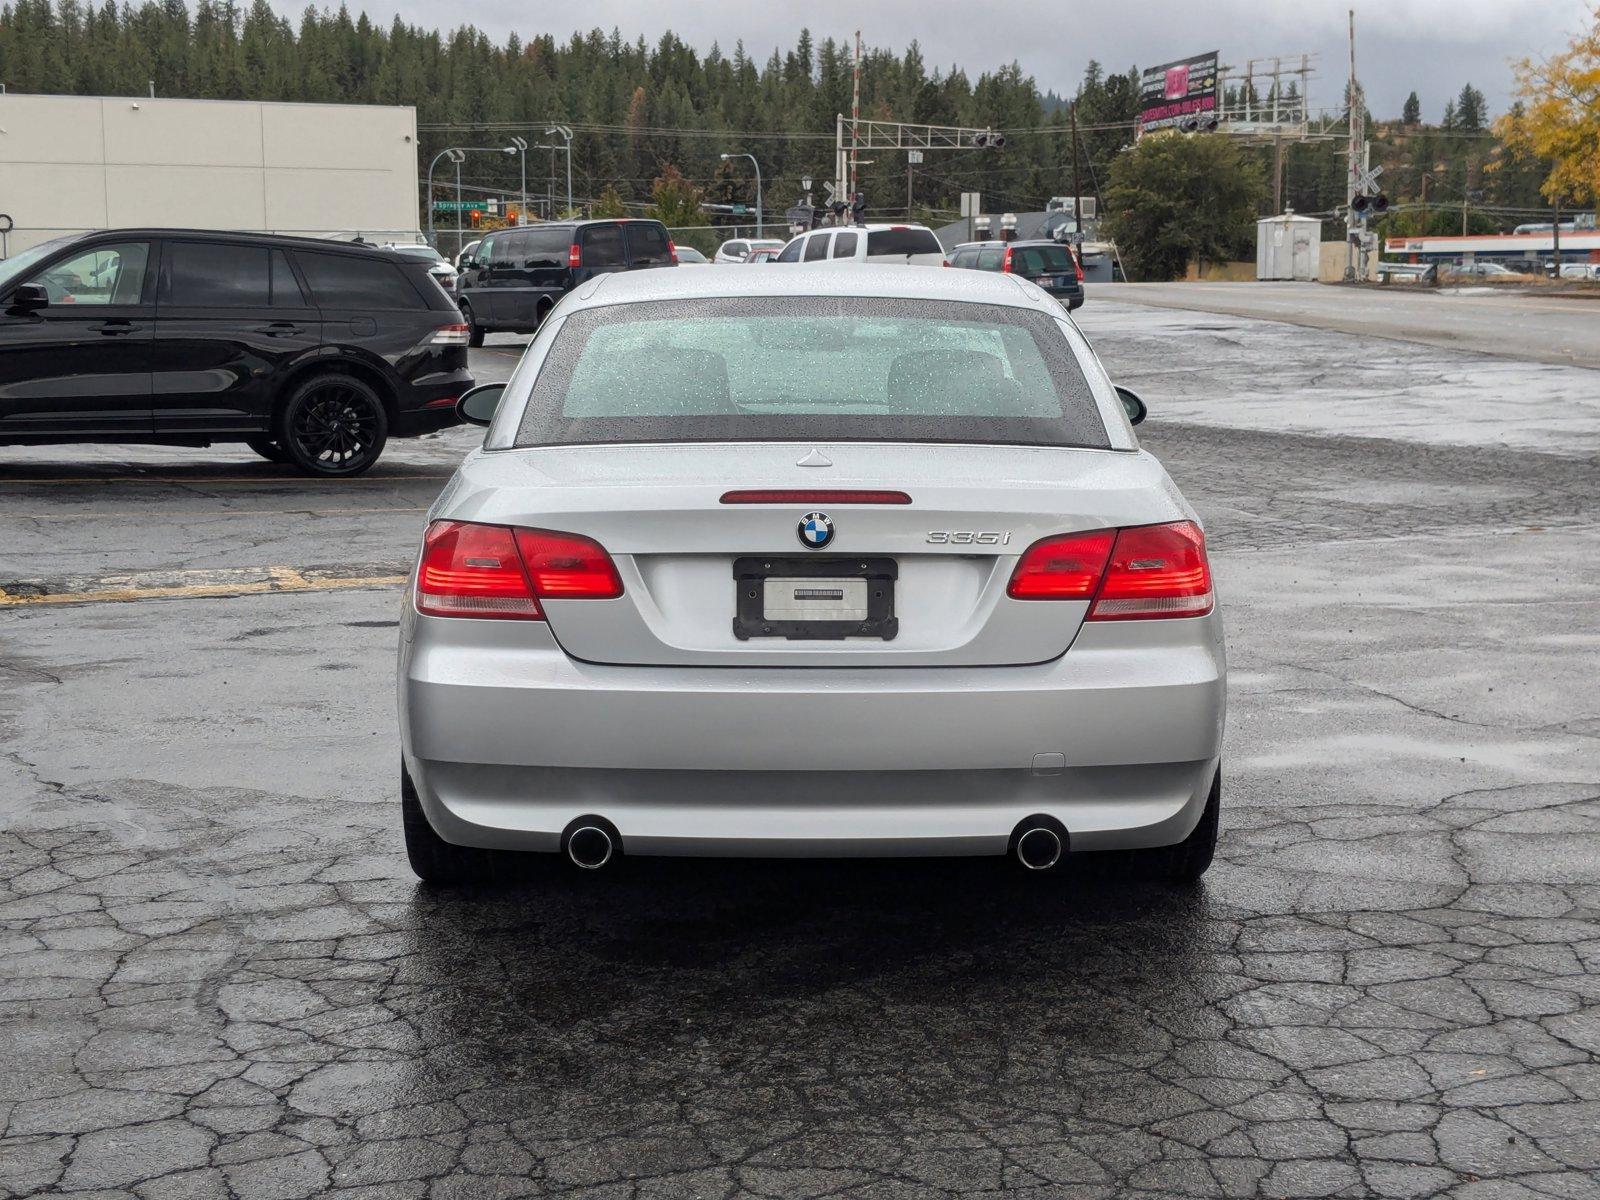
[{"left": 447, "top": 442, "right": 1182, "bottom": 667}]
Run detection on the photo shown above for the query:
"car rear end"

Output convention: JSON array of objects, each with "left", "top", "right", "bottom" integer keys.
[
  {"left": 399, "top": 269, "right": 1223, "bottom": 869},
  {"left": 385, "top": 255, "right": 475, "bottom": 436},
  {"left": 1005, "top": 242, "right": 1085, "bottom": 310}
]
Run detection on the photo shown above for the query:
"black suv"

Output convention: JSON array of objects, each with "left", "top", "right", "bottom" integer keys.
[
  {"left": 455, "top": 219, "right": 676, "bottom": 345},
  {"left": 949, "top": 239, "right": 1085, "bottom": 310},
  {"left": 0, "top": 229, "right": 474, "bottom": 476}
]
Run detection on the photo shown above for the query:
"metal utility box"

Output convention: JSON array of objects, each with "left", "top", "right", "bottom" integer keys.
[{"left": 1256, "top": 212, "right": 1322, "bottom": 281}]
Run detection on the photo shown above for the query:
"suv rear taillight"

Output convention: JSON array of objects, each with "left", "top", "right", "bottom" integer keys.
[
  {"left": 568, "top": 243, "right": 582, "bottom": 268},
  {"left": 415, "top": 521, "right": 622, "bottom": 620},
  {"left": 1001, "top": 246, "right": 1015, "bottom": 273},
  {"left": 668, "top": 241, "right": 680, "bottom": 265},
  {"left": 1072, "top": 248, "right": 1084, "bottom": 282},
  {"left": 429, "top": 323, "right": 470, "bottom": 346},
  {"left": 1006, "top": 521, "right": 1213, "bottom": 619}
]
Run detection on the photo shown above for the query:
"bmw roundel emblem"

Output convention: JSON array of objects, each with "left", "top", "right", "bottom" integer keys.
[{"left": 798, "top": 511, "right": 834, "bottom": 549}]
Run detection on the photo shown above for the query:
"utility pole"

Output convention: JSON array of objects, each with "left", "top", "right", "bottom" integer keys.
[
  {"left": 1344, "top": 7, "right": 1363, "bottom": 281},
  {"left": 1070, "top": 100, "right": 1081, "bottom": 234},
  {"left": 848, "top": 30, "right": 862, "bottom": 202},
  {"left": 1272, "top": 132, "right": 1284, "bottom": 214},
  {"left": 1553, "top": 196, "right": 1562, "bottom": 276}
]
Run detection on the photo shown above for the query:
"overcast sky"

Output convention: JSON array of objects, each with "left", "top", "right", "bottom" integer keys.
[{"left": 323, "top": 0, "right": 1588, "bottom": 120}]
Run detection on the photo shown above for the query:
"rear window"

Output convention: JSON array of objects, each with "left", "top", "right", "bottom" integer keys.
[
  {"left": 1014, "top": 245, "right": 1074, "bottom": 274},
  {"left": 296, "top": 251, "right": 425, "bottom": 310},
  {"left": 866, "top": 228, "right": 942, "bottom": 258},
  {"left": 514, "top": 297, "right": 1108, "bottom": 450},
  {"left": 624, "top": 222, "right": 672, "bottom": 266}
]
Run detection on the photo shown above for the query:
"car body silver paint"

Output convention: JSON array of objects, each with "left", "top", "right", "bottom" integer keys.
[{"left": 401, "top": 265, "right": 1226, "bottom": 858}]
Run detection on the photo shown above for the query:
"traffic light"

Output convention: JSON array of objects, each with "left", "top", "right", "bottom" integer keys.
[{"left": 1371, "top": 193, "right": 1389, "bottom": 215}]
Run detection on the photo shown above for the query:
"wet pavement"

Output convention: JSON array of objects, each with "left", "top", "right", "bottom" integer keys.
[{"left": 3, "top": 317, "right": 1599, "bottom": 1198}]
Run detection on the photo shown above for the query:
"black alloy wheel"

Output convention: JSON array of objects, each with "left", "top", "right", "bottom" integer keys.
[{"left": 276, "top": 374, "right": 389, "bottom": 477}]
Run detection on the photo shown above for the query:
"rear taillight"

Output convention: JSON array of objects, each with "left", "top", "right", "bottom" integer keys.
[
  {"left": 429, "top": 323, "right": 471, "bottom": 346},
  {"left": 668, "top": 241, "right": 680, "bottom": 265},
  {"left": 1072, "top": 248, "right": 1084, "bottom": 282},
  {"left": 568, "top": 243, "right": 582, "bottom": 268},
  {"left": 415, "top": 521, "right": 622, "bottom": 620},
  {"left": 1007, "top": 530, "right": 1115, "bottom": 600},
  {"left": 511, "top": 528, "right": 624, "bottom": 599},
  {"left": 1006, "top": 521, "right": 1213, "bottom": 619},
  {"left": 416, "top": 522, "right": 542, "bottom": 620},
  {"left": 1088, "top": 521, "right": 1212, "bottom": 620},
  {"left": 1001, "top": 246, "right": 1014, "bottom": 273}
]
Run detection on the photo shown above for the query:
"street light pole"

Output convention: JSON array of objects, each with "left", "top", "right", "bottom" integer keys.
[
  {"left": 720, "top": 152, "right": 763, "bottom": 237},
  {"left": 545, "top": 126, "right": 573, "bottom": 217},
  {"left": 425, "top": 147, "right": 465, "bottom": 247},
  {"left": 509, "top": 136, "right": 528, "bottom": 225}
]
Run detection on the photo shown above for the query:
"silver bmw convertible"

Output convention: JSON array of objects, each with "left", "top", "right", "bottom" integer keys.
[{"left": 398, "top": 265, "right": 1225, "bottom": 883}]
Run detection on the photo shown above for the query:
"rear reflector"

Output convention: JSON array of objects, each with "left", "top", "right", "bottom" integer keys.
[
  {"left": 415, "top": 521, "right": 623, "bottom": 619},
  {"left": 720, "top": 489, "right": 912, "bottom": 505},
  {"left": 416, "top": 521, "right": 542, "bottom": 620},
  {"left": 1007, "top": 530, "right": 1115, "bottom": 599},
  {"left": 1088, "top": 521, "right": 1212, "bottom": 620},
  {"left": 430, "top": 323, "right": 471, "bottom": 346},
  {"left": 1006, "top": 520, "right": 1214, "bottom": 619}
]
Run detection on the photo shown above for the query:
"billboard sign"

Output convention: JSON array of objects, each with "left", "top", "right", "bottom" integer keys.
[{"left": 1138, "top": 52, "right": 1220, "bottom": 133}]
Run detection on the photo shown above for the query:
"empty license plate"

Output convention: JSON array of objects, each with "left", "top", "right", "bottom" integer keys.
[{"left": 732, "top": 557, "right": 898, "bottom": 641}]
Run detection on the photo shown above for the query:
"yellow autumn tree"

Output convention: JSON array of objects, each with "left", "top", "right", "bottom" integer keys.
[{"left": 1497, "top": 8, "right": 1600, "bottom": 203}]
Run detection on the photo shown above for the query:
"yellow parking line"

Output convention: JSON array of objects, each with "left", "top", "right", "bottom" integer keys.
[
  {"left": 0, "top": 565, "right": 408, "bottom": 608},
  {"left": 15, "top": 505, "right": 426, "bottom": 521}
]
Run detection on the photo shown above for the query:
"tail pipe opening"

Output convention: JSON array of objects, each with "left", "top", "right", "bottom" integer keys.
[
  {"left": 562, "top": 815, "right": 621, "bottom": 870},
  {"left": 1011, "top": 815, "right": 1069, "bottom": 871}
]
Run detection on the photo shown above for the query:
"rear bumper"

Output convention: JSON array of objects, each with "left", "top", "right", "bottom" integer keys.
[
  {"left": 392, "top": 367, "right": 474, "bottom": 437},
  {"left": 399, "top": 612, "right": 1226, "bottom": 857}
]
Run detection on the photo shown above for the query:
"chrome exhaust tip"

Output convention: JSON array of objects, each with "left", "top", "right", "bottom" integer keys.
[
  {"left": 564, "top": 821, "right": 616, "bottom": 870},
  {"left": 1013, "top": 818, "right": 1067, "bottom": 871}
]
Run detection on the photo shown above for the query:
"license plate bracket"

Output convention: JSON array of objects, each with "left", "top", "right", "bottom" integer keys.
[{"left": 733, "top": 556, "right": 898, "bottom": 641}]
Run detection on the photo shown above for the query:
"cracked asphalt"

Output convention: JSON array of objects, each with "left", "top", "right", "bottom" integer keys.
[{"left": 3, "top": 305, "right": 1599, "bottom": 1198}]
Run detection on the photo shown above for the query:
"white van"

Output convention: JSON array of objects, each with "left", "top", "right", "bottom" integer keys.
[{"left": 775, "top": 224, "right": 947, "bottom": 266}]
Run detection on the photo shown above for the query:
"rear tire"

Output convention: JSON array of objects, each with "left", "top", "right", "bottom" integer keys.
[
  {"left": 1145, "top": 768, "right": 1220, "bottom": 883},
  {"left": 401, "top": 763, "right": 500, "bottom": 886},
  {"left": 276, "top": 373, "right": 388, "bottom": 477},
  {"left": 245, "top": 437, "right": 290, "bottom": 464},
  {"left": 461, "top": 302, "right": 485, "bottom": 347}
]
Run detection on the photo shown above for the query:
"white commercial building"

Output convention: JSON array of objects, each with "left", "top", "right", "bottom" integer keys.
[{"left": 0, "top": 93, "right": 419, "bottom": 256}]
